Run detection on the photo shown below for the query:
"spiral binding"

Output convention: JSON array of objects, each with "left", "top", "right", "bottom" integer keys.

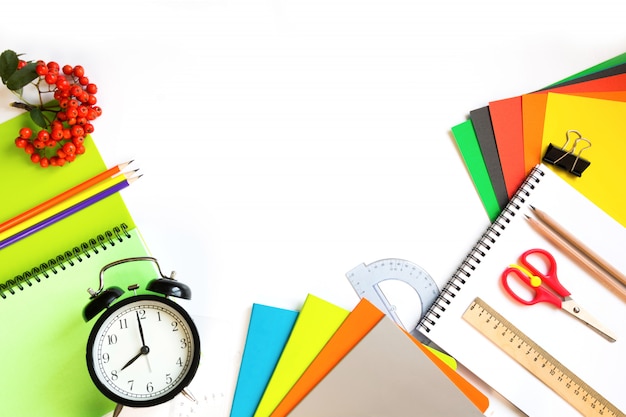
[
  {"left": 418, "top": 166, "right": 545, "bottom": 333},
  {"left": 0, "top": 223, "right": 132, "bottom": 299}
]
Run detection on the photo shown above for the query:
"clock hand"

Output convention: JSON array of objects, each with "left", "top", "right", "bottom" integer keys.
[
  {"left": 120, "top": 351, "right": 142, "bottom": 371},
  {"left": 120, "top": 345, "right": 150, "bottom": 371},
  {"left": 136, "top": 310, "right": 147, "bottom": 346}
]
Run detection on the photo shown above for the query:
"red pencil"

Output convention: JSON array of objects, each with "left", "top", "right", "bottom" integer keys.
[{"left": 0, "top": 160, "right": 133, "bottom": 234}]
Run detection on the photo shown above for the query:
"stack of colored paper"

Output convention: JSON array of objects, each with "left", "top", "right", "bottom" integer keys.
[
  {"left": 228, "top": 294, "right": 489, "bottom": 417},
  {"left": 452, "top": 51, "right": 626, "bottom": 227}
]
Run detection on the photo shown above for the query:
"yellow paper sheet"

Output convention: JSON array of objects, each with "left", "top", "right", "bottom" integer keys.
[
  {"left": 541, "top": 93, "right": 626, "bottom": 227},
  {"left": 253, "top": 294, "right": 349, "bottom": 417}
]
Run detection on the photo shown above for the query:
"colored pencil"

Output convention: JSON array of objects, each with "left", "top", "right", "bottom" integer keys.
[
  {"left": 0, "top": 175, "right": 140, "bottom": 250},
  {"left": 0, "top": 160, "right": 133, "bottom": 234},
  {"left": 0, "top": 171, "right": 137, "bottom": 241}
]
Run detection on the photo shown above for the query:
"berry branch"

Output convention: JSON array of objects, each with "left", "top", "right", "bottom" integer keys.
[{"left": 0, "top": 49, "right": 102, "bottom": 168}]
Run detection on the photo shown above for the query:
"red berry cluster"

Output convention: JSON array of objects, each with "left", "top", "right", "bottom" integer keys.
[{"left": 12, "top": 60, "right": 102, "bottom": 167}]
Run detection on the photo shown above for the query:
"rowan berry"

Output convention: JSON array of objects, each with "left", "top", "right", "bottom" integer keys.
[
  {"left": 56, "top": 77, "right": 70, "bottom": 91},
  {"left": 47, "top": 61, "right": 59, "bottom": 72},
  {"left": 62, "top": 65, "right": 73, "bottom": 75},
  {"left": 39, "top": 157, "right": 49, "bottom": 168},
  {"left": 37, "top": 130, "right": 50, "bottom": 141},
  {"left": 62, "top": 142, "right": 76, "bottom": 155},
  {"left": 15, "top": 137, "right": 28, "bottom": 148},
  {"left": 44, "top": 73, "right": 58, "bottom": 84},
  {"left": 66, "top": 107, "right": 79, "bottom": 119},
  {"left": 86, "top": 83, "right": 97, "bottom": 94},
  {"left": 19, "top": 127, "right": 32, "bottom": 139},
  {"left": 30, "top": 153, "right": 41, "bottom": 164},
  {"left": 72, "top": 65, "right": 84, "bottom": 78},
  {"left": 36, "top": 64, "right": 48, "bottom": 76},
  {"left": 70, "top": 125, "right": 84, "bottom": 138}
]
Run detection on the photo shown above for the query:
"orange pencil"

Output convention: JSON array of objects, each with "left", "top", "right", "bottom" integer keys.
[{"left": 0, "top": 160, "right": 133, "bottom": 234}]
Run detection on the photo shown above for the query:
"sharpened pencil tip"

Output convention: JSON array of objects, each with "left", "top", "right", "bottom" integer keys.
[
  {"left": 120, "top": 159, "right": 134, "bottom": 168},
  {"left": 529, "top": 204, "right": 536, "bottom": 210}
]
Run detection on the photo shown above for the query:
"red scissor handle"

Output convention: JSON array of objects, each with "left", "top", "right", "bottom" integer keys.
[
  {"left": 501, "top": 266, "right": 562, "bottom": 308},
  {"left": 519, "top": 248, "right": 571, "bottom": 298}
]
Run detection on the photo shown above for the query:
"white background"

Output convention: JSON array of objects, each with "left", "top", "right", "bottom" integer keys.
[{"left": 2, "top": 1, "right": 626, "bottom": 416}]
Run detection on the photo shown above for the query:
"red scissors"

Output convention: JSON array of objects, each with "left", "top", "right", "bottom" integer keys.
[{"left": 501, "top": 248, "right": 617, "bottom": 342}]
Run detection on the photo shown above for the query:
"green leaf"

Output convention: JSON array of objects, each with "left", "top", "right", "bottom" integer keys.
[
  {"left": 6, "top": 62, "right": 38, "bottom": 90},
  {"left": 29, "top": 107, "right": 48, "bottom": 129},
  {"left": 0, "top": 49, "right": 18, "bottom": 84}
]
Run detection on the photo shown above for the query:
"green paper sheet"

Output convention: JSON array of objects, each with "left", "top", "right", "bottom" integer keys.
[{"left": 451, "top": 120, "right": 500, "bottom": 221}]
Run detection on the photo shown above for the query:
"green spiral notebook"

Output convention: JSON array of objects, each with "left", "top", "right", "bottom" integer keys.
[{"left": 0, "top": 113, "right": 156, "bottom": 416}]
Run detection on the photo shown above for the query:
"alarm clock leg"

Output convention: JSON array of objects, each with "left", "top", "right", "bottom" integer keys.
[
  {"left": 112, "top": 403, "right": 124, "bottom": 417},
  {"left": 182, "top": 388, "right": 197, "bottom": 403}
]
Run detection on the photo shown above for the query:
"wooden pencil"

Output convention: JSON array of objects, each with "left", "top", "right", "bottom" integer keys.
[
  {"left": 530, "top": 206, "right": 626, "bottom": 287},
  {"left": 525, "top": 213, "right": 626, "bottom": 302}
]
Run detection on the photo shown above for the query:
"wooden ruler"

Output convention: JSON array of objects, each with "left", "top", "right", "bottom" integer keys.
[{"left": 462, "top": 297, "right": 625, "bottom": 417}]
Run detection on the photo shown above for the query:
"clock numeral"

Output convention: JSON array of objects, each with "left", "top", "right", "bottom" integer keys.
[
  {"left": 108, "top": 334, "right": 118, "bottom": 345},
  {"left": 146, "top": 382, "right": 154, "bottom": 393},
  {"left": 119, "top": 318, "right": 128, "bottom": 329},
  {"left": 165, "top": 373, "right": 173, "bottom": 385},
  {"left": 176, "top": 357, "right": 183, "bottom": 367},
  {"left": 127, "top": 380, "right": 134, "bottom": 390},
  {"left": 101, "top": 353, "right": 110, "bottom": 364},
  {"left": 157, "top": 312, "right": 162, "bottom": 321},
  {"left": 180, "top": 338, "right": 188, "bottom": 349},
  {"left": 171, "top": 321, "right": 179, "bottom": 331},
  {"left": 137, "top": 309, "right": 146, "bottom": 320},
  {"left": 111, "top": 370, "right": 119, "bottom": 381}
]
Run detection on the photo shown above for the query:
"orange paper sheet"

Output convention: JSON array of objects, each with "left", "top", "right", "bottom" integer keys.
[{"left": 270, "top": 298, "right": 385, "bottom": 417}]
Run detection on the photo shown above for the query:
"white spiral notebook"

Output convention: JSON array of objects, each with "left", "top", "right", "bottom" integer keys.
[{"left": 418, "top": 164, "right": 626, "bottom": 416}]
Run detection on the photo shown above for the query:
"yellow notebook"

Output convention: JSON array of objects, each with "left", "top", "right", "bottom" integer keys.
[{"left": 0, "top": 113, "right": 156, "bottom": 416}]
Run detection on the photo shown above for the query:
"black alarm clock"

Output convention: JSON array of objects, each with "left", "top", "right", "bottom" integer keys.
[{"left": 83, "top": 257, "right": 201, "bottom": 417}]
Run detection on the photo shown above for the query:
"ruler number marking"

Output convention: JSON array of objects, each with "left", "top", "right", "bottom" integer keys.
[{"left": 462, "top": 298, "right": 625, "bottom": 417}]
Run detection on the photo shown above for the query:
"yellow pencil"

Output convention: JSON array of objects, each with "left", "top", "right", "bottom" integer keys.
[{"left": 0, "top": 171, "right": 135, "bottom": 242}]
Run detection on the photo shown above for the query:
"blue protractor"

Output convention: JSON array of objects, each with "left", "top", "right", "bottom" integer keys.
[{"left": 346, "top": 258, "right": 439, "bottom": 343}]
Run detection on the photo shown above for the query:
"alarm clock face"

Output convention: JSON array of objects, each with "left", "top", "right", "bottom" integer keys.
[{"left": 86, "top": 294, "right": 201, "bottom": 407}]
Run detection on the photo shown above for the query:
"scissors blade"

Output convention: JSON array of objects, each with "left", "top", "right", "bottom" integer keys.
[{"left": 561, "top": 299, "right": 617, "bottom": 342}]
